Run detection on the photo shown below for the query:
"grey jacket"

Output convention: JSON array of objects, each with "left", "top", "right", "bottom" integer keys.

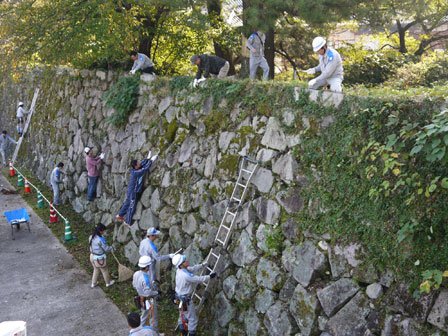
[
  {"left": 312, "top": 47, "right": 344, "bottom": 81},
  {"left": 139, "top": 238, "right": 170, "bottom": 281},
  {"left": 0, "top": 134, "right": 17, "bottom": 152},
  {"left": 50, "top": 167, "right": 64, "bottom": 185},
  {"left": 16, "top": 106, "right": 28, "bottom": 118},
  {"left": 129, "top": 326, "right": 157, "bottom": 336},
  {"left": 131, "top": 53, "right": 154, "bottom": 71},
  {"left": 175, "top": 264, "right": 210, "bottom": 297},
  {"left": 246, "top": 32, "right": 266, "bottom": 58},
  {"left": 89, "top": 235, "right": 113, "bottom": 256},
  {"left": 133, "top": 270, "right": 158, "bottom": 297}
]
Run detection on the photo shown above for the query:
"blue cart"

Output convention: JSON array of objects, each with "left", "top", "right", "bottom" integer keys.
[{"left": 4, "top": 208, "right": 31, "bottom": 240}]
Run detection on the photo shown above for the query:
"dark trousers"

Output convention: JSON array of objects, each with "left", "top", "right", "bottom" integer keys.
[
  {"left": 118, "top": 192, "right": 142, "bottom": 225},
  {"left": 88, "top": 176, "right": 98, "bottom": 201},
  {"left": 141, "top": 66, "right": 156, "bottom": 75}
]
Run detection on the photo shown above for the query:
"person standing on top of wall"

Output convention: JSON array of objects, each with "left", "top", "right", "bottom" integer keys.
[
  {"left": 50, "top": 162, "right": 65, "bottom": 206},
  {"left": 0, "top": 130, "right": 17, "bottom": 166},
  {"left": 190, "top": 54, "right": 230, "bottom": 87},
  {"left": 127, "top": 312, "right": 157, "bottom": 336},
  {"left": 16, "top": 102, "right": 29, "bottom": 136},
  {"left": 172, "top": 254, "right": 217, "bottom": 336},
  {"left": 133, "top": 256, "right": 159, "bottom": 329},
  {"left": 139, "top": 227, "right": 176, "bottom": 334},
  {"left": 130, "top": 51, "right": 156, "bottom": 75},
  {"left": 84, "top": 146, "right": 104, "bottom": 202},
  {"left": 116, "top": 151, "right": 158, "bottom": 226},
  {"left": 303, "top": 36, "right": 344, "bottom": 93},
  {"left": 89, "top": 223, "right": 115, "bottom": 288},
  {"left": 246, "top": 30, "right": 270, "bottom": 81}
]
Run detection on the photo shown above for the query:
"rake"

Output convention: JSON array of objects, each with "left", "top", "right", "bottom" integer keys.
[{"left": 112, "top": 252, "right": 134, "bottom": 282}]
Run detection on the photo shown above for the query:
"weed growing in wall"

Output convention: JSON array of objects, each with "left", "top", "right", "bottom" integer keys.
[{"left": 103, "top": 76, "right": 139, "bottom": 126}]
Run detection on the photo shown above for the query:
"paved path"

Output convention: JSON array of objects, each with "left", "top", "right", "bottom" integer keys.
[{"left": 0, "top": 173, "right": 129, "bottom": 336}]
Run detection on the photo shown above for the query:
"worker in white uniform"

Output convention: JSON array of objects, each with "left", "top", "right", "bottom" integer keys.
[
  {"left": 139, "top": 227, "right": 175, "bottom": 334},
  {"left": 172, "top": 254, "right": 217, "bottom": 336},
  {"left": 133, "top": 256, "right": 159, "bottom": 330},
  {"left": 304, "top": 36, "right": 344, "bottom": 93},
  {"left": 16, "top": 102, "right": 29, "bottom": 136},
  {"left": 127, "top": 312, "right": 157, "bottom": 336}
]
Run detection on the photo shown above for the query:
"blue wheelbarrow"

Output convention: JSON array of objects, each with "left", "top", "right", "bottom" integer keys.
[{"left": 4, "top": 208, "right": 31, "bottom": 240}]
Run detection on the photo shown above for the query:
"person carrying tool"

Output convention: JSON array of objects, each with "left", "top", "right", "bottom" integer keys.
[
  {"left": 89, "top": 223, "right": 115, "bottom": 288},
  {"left": 190, "top": 54, "right": 230, "bottom": 88},
  {"left": 172, "top": 254, "right": 217, "bottom": 336},
  {"left": 0, "top": 130, "right": 17, "bottom": 166},
  {"left": 84, "top": 146, "right": 104, "bottom": 201},
  {"left": 130, "top": 51, "right": 156, "bottom": 75},
  {"left": 303, "top": 36, "right": 344, "bottom": 93},
  {"left": 116, "top": 151, "right": 158, "bottom": 226},
  {"left": 127, "top": 312, "right": 157, "bottom": 336},
  {"left": 139, "top": 227, "right": 176, "bottom": 334},
  {"left": 50, "top": 162, "right": 65, "bottom": 206},
  {"left": 133, "top": 256, "right": 159, "bottom": 329},
  {"left": 246, "top": 30, "right": 270, "bottom": 81},
  {"left": 16, "top": 102, "right": 29, "bottom": 136}
]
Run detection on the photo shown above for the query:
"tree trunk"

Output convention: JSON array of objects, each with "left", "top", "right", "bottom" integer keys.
[
  {"left": 265, "top": 26, "right": 275, "bottom": 79},
  {"left": 138, "top": 7, "right": 167, "bottom": 58},
  {"left": 206, "top": 0, "right": 235, "bottom": 75},
  {"left": 240, "top": 0, "right": 252, "bottom": 78},
  {"left": 396, "top": 20, "right": 407, "bottom": 54}
]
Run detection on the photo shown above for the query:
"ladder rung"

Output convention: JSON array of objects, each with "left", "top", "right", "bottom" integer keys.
[
  {"left": 226, "top": 211, "right": 236, "bottom": 217},
  {"left": 216, "top": 238, "right": 225, "bottom": 245},
  {"left": 219, "top": 224, "right": 231, "bottom": 232},
  {"left": 237, "top": 183, "right": 246, "bottom": 188},
  {"left": 241, "top": 168, "right": 253, "bottom": 174},
  {"left": 232, "top": 197, "right": 241, "bottom": 202},
  {"left": 207, "top": 266, "right": 213, "bottom": 272},
  {"left": 211, "top": 252, "right": 220, "bottom": 258},
  {"left": 194, "top": 293, "right": 202, "bottom": 300}
]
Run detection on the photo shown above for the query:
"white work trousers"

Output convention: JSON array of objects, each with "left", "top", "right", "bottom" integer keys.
[
  {"left": 178, "top": 301, "right": 198, "bottom": 333},
  {"left": 308, "top": 77, "right": 343, "bottom": 93},
  {"left": 51, "top": 182, "right": 61, "bottom": 205},
  {"left": 0, "top": 149, "right": 7, "bottom": 166},
  {"left": 249, "top": 57, "right": 269, "bottom": 81}
]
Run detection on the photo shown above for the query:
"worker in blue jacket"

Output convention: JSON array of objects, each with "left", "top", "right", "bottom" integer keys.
[{"left": 116, "top": 151, "right": 158, "bottom": 226}]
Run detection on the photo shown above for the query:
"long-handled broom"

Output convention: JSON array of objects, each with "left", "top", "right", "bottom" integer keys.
[{"left": 112, "top": 252, "right": 134, "bottom": 282}]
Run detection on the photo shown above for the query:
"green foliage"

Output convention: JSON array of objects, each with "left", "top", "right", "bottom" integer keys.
[
  {"left": 411, "top": 111, "right": 448, "bottom": 164},
  {"left": 103, "top": 77, "right": 139, "bottom": 127},
  {"left": 420, "top": 270, "right": 448, "bottom": 294},
  {"left": 341, "top": 44, "right": 410, "bottom": 86},
  {"left": 265, "top": 224, "right": 284, "bottom": 254}
]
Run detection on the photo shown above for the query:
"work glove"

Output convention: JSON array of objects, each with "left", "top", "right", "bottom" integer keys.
[
  {"left": 169, "top": 253, "right": 175, "bottom": 259},
  {"left": 192, "top": 78, "right": 198, "bottom": 88},
  {"left": 130, "top": 69, "right": 136, "bottom": 75},
  {"left": 202, "top": 262, "right": 208, "bottom": 268},
  {"left": 210, "top": 272, "right": 217, "bottom": 279},
  {"left": 304, "top": 68, "right": 316, "bottom": 75},
  {"left": 99, "top": 153, "right": 105, "bottom": 160},
  {"left": 197, "top": 78, "right": 206, "bottom": 85},
  {"left": 150, "top": 154, "right": 158, "bottom": 162},
  {"left": 251, "top": 48, "right": 257, "bottom": 53},
  {"left": 309, "top": 78, "right": 317, "bottom": 87},
  {"left": 62, "top": 178, "right": 65, "bottom": 183},
  {"left": 147, "top": 151, "right": 152, "bottom": 159}
]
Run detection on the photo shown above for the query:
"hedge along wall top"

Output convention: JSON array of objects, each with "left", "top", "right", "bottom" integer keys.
[{"left": 1, "top": 67, "right": 447, "bottom": 334}]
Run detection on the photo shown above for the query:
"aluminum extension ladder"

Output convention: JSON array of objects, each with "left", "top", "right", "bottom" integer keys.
[{"left": 192, "top": 156, "right": 259, "bottom": 309}]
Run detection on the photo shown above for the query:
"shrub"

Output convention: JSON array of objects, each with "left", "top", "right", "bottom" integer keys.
[{"left": 103, "top": 76, "right": 139, "bottom": 126}]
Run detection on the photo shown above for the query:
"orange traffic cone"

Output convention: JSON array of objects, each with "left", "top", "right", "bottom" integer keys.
[
  {"left": 24, "top": 178, "right": 31, "bottom": 194},
  {"left": 49, "top": 202, "right": 58, "bottom": 223},
  {"left": 9, "top": 161, "right": 15, "bottom": 177}
]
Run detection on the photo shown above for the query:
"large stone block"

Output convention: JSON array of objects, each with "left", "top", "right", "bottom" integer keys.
[
  {"left": 124, "top": 240, "right": 139, "bottom": 265},
  {"left": 264, "top": 301, "right": 299, "bottom": 336},
  {"left": 256, "top": 257, "right": 284, "bottom": 290},
  {"left": 139, "top": 208, "right": 159, "bottom": 230},
  {"left": 231, "top": 231, "right": 258, "bottom": 267},
  {"left": 244, "top": 308, "right": 268, "bottom": 336},
  {"left": 289, "top": 283, "right": 320, "bottom": 336},
  {"left": 255, "top": 197, "right": 280, "bottom": 225},
  {"left": 255, "top": 289, "right": 277, "bottom": 314},
  {"left": 261, "top": 117, "right": 287, "bottom": 151},
  {"left": 427, "top": 290, "right": 448, "bottom": 332},
  {"left": 214, "top": 291, "right": 236, "bottom": 327},
  {"left": 251, "top": 167, "right": 274, "bottom": 193},
  {"left": 317, "top": 278, "right": 359, "bottom": 317},
  {"left": 282, "top": 241, "right": 327, "bottom": 287},
  {"left": 272, "top": 152, "right": 299, "bottom": 184}
]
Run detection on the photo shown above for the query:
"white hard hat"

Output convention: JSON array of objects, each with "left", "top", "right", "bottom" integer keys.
[
  {"left": 147, "top": 227, "right": 160, "bottom": 236},
  {"left": 312, "top": 37, "right": 326, "bottom": 52},
  {"left": 138, "top": 256, "right": 153, "bottom": 268},
  {"left": 84, "top": 146, "right": 93, "bottom": 154},
  {"left": 18, "top": 102, "right": 24, "bottom": 107},
  {"left": 172, "top": 254, "right": 186, "bottom": 268}
]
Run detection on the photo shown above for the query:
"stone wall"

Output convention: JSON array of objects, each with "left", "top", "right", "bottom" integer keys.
[{"left": 0, "top": 69, "right": 447, "bottom": 336}]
